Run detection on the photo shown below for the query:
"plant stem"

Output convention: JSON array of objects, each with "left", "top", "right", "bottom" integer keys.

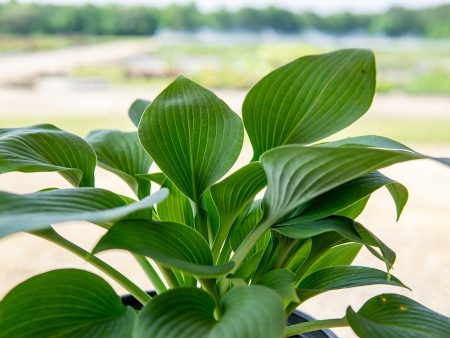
[
  {"left": 158, "top": 265, "right": 180, "bottom": 288},
  {"left": 195, "top": 206, "right": 210, "bottom": 244},
  {"left": 284, "top": 318, "right": 348, "bottom": 337},
  {"left": 275, "top": 239, "right": 299, "bottom": 268},
  {"left": 172, "top": 269, "right": 187, "bottom": 286},
  {"left": 231, "top": 219, "right": 271, "bottom": 271},
  {"left": 200, "top": 279, "right": 222, "bottom": 317},
  {"left": 33, "top": 228, "right": 151, "bottom": 305},
  {"left": 133, "top": 254, "right": 167, "bottom": 294}
]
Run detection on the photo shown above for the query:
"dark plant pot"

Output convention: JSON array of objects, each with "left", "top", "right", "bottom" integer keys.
[{"left": 121, "top": 292, "right": 337, "bottom": 338}]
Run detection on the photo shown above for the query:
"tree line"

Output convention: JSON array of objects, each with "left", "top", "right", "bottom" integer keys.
[{"left": 0, "top": 2, "right": 449, "bottom": 38}]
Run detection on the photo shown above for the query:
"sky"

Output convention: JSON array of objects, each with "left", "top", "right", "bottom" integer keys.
[{"left": 3, "top": 0, "right": 450, "bottom": 14}]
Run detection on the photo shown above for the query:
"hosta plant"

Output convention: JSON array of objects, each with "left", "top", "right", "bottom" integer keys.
[{"left": 1, "top": 49, "right": 449, "bottom": 338}]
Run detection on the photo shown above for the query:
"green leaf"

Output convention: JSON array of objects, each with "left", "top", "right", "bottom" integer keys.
[
  {"left": 140, "top": 171, "right": 195, "bottom": 226},
  {"left": 139, "top": 172, "right": 166, "bottom": 185},
  {"left": 303, "top": 243, "right": 362, "bottom": 277},
  {"left": 0, "top": 124, "right": 96, "bottom": 187},
  {"left": 86, "top": 129, "right": 152, "bottom": 198},
  {"left": 93, "top": 219, "right": 234, "bottom": 277},
  {"left": 297, "top": 266, "right": 406, "bottom": 302},
  {"left": 298, "top": 172, "right": 408, "bottom": 222},
  {"left": 0, "top": 269, "right": 134, "bottom": 338},
  {"left": 0, "top": 188, "right": 167, "bottom": 238},
  {"left": 138, "top": 76, "right": 244, "bottom": 202},
  {"left": 243, "top": 49, "right": 376, "bottom": 158},
  {"left": 156, "top": 178, "right": 195, "bottom": 227},
  {"left": 129, "top": 98, "right": 150, "bottom": 127},
  {"left": 260, "top": 141, "right": 448, "bottom": 223},
  {"left": 229, "top": 200, "right": 264, "bottom": 252},
  {"left": 347, "top": 293, "right": 450, "bottom": 338},
  {"left": 335, "top": 196, "right": 370, "bottom": 219},
  {"left": 234, "top": 247, "right": 266, "bottom": 281},
  {"left": 134, "top": 286, "right": 285, "bottom": 338},
  {"left": 256, "top": 269, "right": 299, "bottom": 303},
  {"left": 275, "top": 216, "right": 395, "bottom": 271},
  {"left": 284, "top": 239, "right": 312, "bottom": 276},
  {"left": 210, "top": 162, "right": 267, "bottom": 253}
]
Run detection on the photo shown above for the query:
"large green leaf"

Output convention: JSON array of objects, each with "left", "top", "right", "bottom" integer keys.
[
  {"left": 229, "top": 200, "right": 264, "bottom": 252},
  {"left": 138, "top": 76, "right": 244, "bottom": 202},
  {"left": 243, "top": 49, "right": 375, "bottom": 158},
  {"left": 129, "top": 98, "right": 151, "bottom": 127},
  {"left": 347, "top": 293, "right": 450, "bottom": 338},
  {"left": 260, "top": 142, "right": 449, "bottom": 223},
  {"left": 275, "top": 217, "right": 395, "bottom": 271},
  {"left": 335, "top": 196, "right": 370, "bottom": 219},
  {"left": 297, "top": 171, "right": 408, "bottom": 222},
  {"left": 93, "top": 219, "right": 234, "bottom": 277},
  {"left": 0, "top": 188, "right": 167, "bottom": 237},
  {"left": 255, "top": 269, "right": 299, "bottom": 303},
  {"left": 86, "top": 130, "right": 152, "bottom": 198},
  {"left": 134, "top": 286, "right": 284, "bottom": 338},
  {"left": 297, "top": 266, "right": 406, "bottom": 302},
  {"left": 284, "top": 239, "right": 312, "bottom": 276},
  {"left": 210, "top": 162, "right": 267, "bottom": 254},
  {"left": 0, "top": 269, "right": 134, "bottom": 338},
  {"left": 0, "top": 124, "right": 96, "bottom": 187},
  {"left": 303, "top": 242, "right": 362, "bottom": 277},
  {"left": 156, "top": 177, "right": 195, "bottom": 227}
]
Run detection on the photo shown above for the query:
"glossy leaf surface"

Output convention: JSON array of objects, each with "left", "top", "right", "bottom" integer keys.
[
  {"left": 138, "top": 76, "right": 244, "bottom": 202},
  {"left": 347, "top": 294, "right": 450, "bottom": 338},
  {"left": 256, "top": 269, "right": 299, "bottom": 303},
  {"left": 86, "top": 130, "right": 152, "bottom": 198},
  {"left": 210, "top": 162, "right": 267, "bottom": 251},
  {"left": 134, "top": 286, "right": 284, "bottom": 338},
  {"left": 0, "top": 269, "right": 134, "bottom": 338},
  {"left": 243, "top": 49, "right": 375, "bottom": 158},
  {"left": 298, "top": 172, "right": 408, "bottom": 222},
  {"left": 0, "top": 188, "right": 167, "bottom": 237},
  {"left": 297, "top": 266, "right": 406, "bottom": 302},
  {"left": 275, "top": 217, "right": 395, "bottom": 270},
  {"left": 260, "top": 140, "right": 449, "bottom": 223},
  {"left": 129, "top": 98, "right": 150, "bottom": 127},
  {"left": 0, "top": 124, "right": 96, "bottom": 187},
  {"left": 94, "top": 219, "right": 234, "bottom": 277}
]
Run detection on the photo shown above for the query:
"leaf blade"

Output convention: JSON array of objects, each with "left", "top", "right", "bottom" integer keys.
[
  {"left": 93, "top": 219, "right": 234, "bottom": 277},
  {"left": 0, "top": 269, "right": 134, "bottom": 338},
  {"left": 138, "top": 76, "right": 244, "bottom": 202},
  {"left": 0, "top": 188, "right": 167, "bottom": 237},
  {"left": 134, "top": 286, "right": 285, "bottom": 338},
  {"left": 298, "top": 266, "right": 406, "bottom": 302},
  {"left": 86, "top": 129, "right": 152, "bottom": 198},
  {"left": 243, "top": 49, "right": 376, "bottom": 158},
  {"left": 347, "top": 294, "right": 450, "bottom": 338},
  {"left": 129, "top": 98, "right": 151, "bottom": 127},
  {"left": 0, "top": 124, "right": 96, "bottom": 187}
]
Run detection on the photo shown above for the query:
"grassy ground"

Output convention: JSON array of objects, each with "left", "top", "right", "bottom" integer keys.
[
  {"left": 69, "top": 37, "right": 450, "bottom": 95},
  {"left": 2, "top": 113, "right": 449, "bottom": 145},
  {"left": 0, "top": 35, "right": 119, "bottom": 53}
]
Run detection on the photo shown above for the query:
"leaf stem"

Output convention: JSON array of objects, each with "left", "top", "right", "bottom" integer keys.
[
  {"left": 200, "top": 278, "right": 222, "bottom": 317},
  {"left": 195, "top": 206, "right": 210, "bottom": 244},
  {"left": 133, "top": 254, "right": 167, "bottom": 294},
  {"left": 158, "top": 266, "right": 181, "bottom": 288},
  {"left": 284, "top": 317, "right": 348, "bottom": 337},
  {"left": 33, "top": 228, "right": 151, "bottom": 305},
  {"left": 231, "top": 218, "right": 272, "bottom": 271}
]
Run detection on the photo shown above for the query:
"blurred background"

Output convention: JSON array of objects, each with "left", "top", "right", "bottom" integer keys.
[{"left": 0, "top": 0, "right": 449, "bottom": 336}]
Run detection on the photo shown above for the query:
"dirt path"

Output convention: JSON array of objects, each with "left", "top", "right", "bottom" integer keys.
[{"left": 0, "top": 38, "right": 157, "bottom": 85}]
